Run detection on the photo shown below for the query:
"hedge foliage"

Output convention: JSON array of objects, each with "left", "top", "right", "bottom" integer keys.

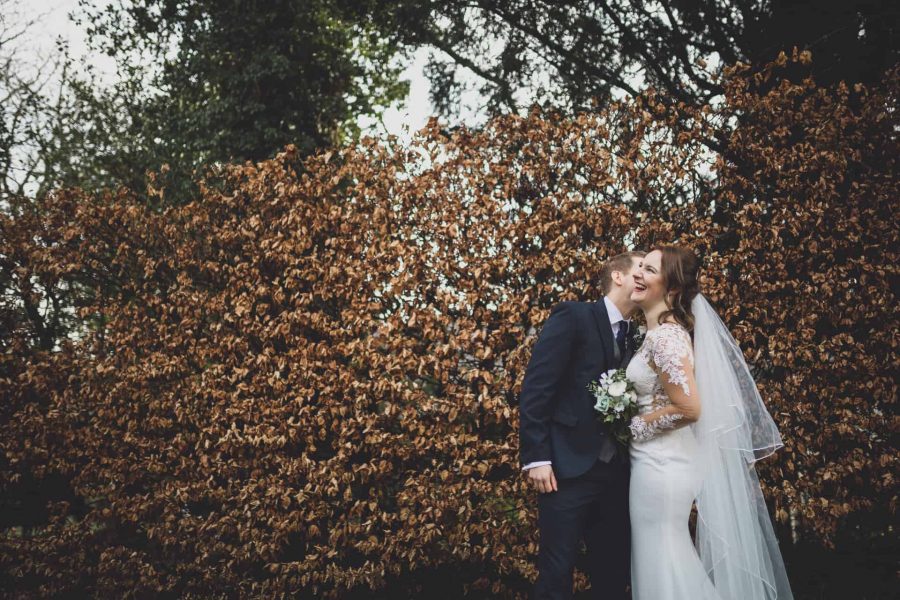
[{"left": 1, "top": 54, "right": 896, "bottom": 597}]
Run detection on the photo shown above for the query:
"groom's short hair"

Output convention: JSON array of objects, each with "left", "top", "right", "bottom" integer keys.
[{"left": 600, "top": 251, "right": 646, "bottom": 294}]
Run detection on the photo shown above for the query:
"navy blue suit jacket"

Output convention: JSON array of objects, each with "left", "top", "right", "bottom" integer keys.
[{"left": 518, "top": 299, "right": 635, "bottom": 479}]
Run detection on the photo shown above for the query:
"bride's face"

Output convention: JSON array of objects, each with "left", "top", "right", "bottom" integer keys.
[{"left": 631, "top": 250, "right": 667, "bottom": 308}]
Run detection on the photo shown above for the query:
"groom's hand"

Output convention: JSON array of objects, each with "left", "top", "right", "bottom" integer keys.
[{"left": 526, "top": 464, "right": 558, "bottom": 493}]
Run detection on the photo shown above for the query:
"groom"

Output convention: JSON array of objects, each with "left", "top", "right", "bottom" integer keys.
[{"left": 519, "top": 251, "right": 644, "bottom": 600}]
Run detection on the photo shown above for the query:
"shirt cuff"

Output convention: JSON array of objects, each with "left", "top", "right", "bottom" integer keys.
[{"left": 522, "top": 460, "right": 552, "bottom": 470}]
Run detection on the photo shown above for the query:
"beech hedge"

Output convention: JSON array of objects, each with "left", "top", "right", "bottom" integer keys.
[{"left": 1, "top": 54, "right": 896, "bottom": 598}]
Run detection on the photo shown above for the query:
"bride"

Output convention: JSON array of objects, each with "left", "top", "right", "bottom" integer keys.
[{"left": 625, "top": 246, "right": 794, "bottom": 599}]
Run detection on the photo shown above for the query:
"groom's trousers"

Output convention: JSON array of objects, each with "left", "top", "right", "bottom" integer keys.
[{"left": 533, "top": 454, "right": 630, "bottom": 600}]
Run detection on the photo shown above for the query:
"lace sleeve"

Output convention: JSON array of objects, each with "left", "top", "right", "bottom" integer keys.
[
  {"left": 629, "top": 324, "right": 694, "bottom": 442},
  {"left": 650, "top": 323, "right": 694, "bottom": 395},
  {"left": 629, "top": 412, "right": 685, "bottom": 441}
]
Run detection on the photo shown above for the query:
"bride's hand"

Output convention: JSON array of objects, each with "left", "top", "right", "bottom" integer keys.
[{"left": 526, "top": 464, "right": 558, "bottom": 493}]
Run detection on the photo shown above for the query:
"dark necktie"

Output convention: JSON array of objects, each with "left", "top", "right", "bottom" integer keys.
[{"left": 616, "top": 320, "right": 629, "bottom": 362}]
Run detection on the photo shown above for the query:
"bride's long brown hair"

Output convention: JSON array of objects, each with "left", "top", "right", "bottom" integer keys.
[{"left": 656, "top": 245, "right": 701, "bottom": 331}]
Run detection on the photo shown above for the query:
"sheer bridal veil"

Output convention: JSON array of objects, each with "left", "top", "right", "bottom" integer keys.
[{"left": 691, "top": 294, "right": 794, "bottom": 599}]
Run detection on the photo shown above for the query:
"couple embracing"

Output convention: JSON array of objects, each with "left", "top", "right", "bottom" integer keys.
[{"left": 519, "top": 246, "right": 793, "bottom": 600}]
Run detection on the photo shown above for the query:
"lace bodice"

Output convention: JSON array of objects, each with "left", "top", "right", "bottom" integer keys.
[{"left": 625, "top": 322, "right": 694, "bottom": 415}]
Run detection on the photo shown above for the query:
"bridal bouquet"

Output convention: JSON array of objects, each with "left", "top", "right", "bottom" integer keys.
[{"left": 587, "top": 369, "right": 640, "bottom": 445}]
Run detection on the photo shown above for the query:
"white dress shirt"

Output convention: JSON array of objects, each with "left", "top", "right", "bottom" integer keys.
[{"left": 522, "top": 296, "right": 630, "bottom": 471}]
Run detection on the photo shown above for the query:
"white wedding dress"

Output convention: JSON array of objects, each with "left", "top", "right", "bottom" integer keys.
[
  {"left": 626, "top": 323, "right": 721, "bottom": 600},
  {"left": 625, "top": 300, "right": 794, "bottom": 600}
]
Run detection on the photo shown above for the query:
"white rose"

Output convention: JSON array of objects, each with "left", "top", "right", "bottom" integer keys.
[
  {"left": 600, "top": 369, "right": 616, "bottom": 386},
  {"left": 638, "top": 325, "right": 647, "bottom": 335},
  {"left": 608, "top": 381, "right": 628, "bottom": 397}
]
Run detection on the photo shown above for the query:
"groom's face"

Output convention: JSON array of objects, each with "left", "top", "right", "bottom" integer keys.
[{"left": 614, "top": 258, "right": 642, "bottom": 301}]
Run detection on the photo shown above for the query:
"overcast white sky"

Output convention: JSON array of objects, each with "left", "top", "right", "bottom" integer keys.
[{"left": 14, "top": 0, "right": 468, "bottom": 143}]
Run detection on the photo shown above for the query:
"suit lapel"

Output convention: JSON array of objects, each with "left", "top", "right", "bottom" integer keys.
[{"left": 591, "top": 300, "right": 616, "bottom": 368}]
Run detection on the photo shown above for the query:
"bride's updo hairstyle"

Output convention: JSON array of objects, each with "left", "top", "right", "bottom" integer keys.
[{"left": 656, "top": 245, "right": 701, "bottom": 331}]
